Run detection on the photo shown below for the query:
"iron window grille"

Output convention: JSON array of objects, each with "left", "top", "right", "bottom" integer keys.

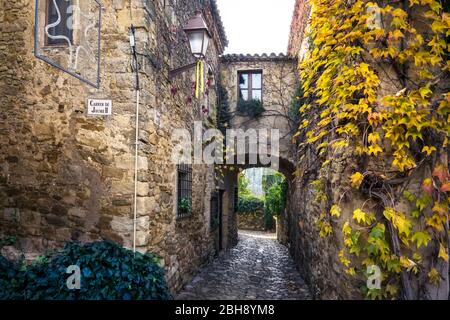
[{"left": 177, "top": 164, "right": 192, "bottom": 218}]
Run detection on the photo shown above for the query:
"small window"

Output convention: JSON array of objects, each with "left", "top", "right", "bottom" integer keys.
[
  {"left": 46, "top": 0, "right": 73, "bottom": 46},
  {"left": 238, "top": 71, "right": 262, "bottom": 101},
  {"left": 177, "top": 164, "right": 192, "bottom": 218}
]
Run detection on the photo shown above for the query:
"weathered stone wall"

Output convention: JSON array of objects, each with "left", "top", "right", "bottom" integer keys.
[
  {"left": 237, "top": 211, "right": 265, "bottom": 231},
  {"left": 286, "top": 1, "right": 450, "bottom": 300},
  {"left": 220, "top": 54, "right": 298, "bottom": 167},
  {"left": 287, "top": 149, "right": 361, "bottom": 299},
  {"left": 287, "top": 0, "right": 310, "bottom": 59},
  {"left": 285, "top": 2, "right": 370, "bottom": 299},
  {"left": 284, "top": 0, "right": 367, "bottom": 299},
  {"left": 0, "top": 0, "right": 227, "bottom": 293}
]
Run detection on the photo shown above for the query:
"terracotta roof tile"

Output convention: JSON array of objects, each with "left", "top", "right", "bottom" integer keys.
[
  {"left": 210, "top": 0, "right": 228, "bottom": 47},
  {"left": 220, "top": 53, "right": 295, "bottom": 62}
]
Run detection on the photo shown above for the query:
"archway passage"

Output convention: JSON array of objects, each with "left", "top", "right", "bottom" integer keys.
[
  {"left": 176, "top": 164, "right": 311, "bottom": 300},
  {"left": 236, "top": 168, "right": 286, "bottom": 238},
  {"left": 176, "top": 230, "right": 311, "bottom": 300},
  {"left": 175, "top": 50, "right": 308, "bottom": 299},
  {"left": 216, "top": 154, "right": 296, "bottom": 250}
]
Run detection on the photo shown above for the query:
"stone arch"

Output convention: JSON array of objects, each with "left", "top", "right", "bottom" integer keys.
[{"left": 217, "top": 153, "right": 295, "bottom": 250}]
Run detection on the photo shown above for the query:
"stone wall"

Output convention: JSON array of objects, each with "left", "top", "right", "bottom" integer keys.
[
  {"left": 287, "top": 0, "right": 310, "bottom": 59},
  {"left": 285, "top": 2, "right": 371, "bottom": 299},
  {"left": 237, "top": 211, "right": 265, "bottom": 231},
  {"left": 220, "top": 54, "right": 298, "bottom": 167},
  {"left": 287, "top": 149, "right": 361, "bottom": 299},
  {"left": 286, "top": 1, "right": 450, "bottom": 300},
  {"left": 0, "top": 0, "right": 227, "bottom": 293}
]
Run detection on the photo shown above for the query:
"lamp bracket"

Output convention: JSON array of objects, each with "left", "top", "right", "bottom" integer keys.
[{"left": 168, "top": 61, "right": 198, "bottom": 80}]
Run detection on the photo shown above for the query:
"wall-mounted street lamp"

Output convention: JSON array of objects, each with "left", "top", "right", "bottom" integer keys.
[
  {"left": 185, "top": 10, "right": 211, "bottom": 59},
  {"left": 169, "top": 10, "right": 211, "bottom": 80}
]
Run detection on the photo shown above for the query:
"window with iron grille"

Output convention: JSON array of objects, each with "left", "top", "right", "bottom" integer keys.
[
  {"left": 45, "top": 0, "right": 73, "bottom": 46},
  {"left": 177, "top": 164, "right": 192, "bottom": 218}
]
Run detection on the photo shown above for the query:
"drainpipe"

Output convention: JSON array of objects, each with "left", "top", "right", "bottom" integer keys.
[{"left": 130, "top": 25, "right": 140, "bottom": 254}]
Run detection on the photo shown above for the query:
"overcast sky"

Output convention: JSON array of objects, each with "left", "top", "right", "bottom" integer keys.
[{"left": 216, "top": 0, "right": 296, "bottom": 54}]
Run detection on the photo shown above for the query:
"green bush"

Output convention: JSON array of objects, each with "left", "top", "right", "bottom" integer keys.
[
  {"left": 217, "top": 83, "right": 231, "bottom": 135},
  {"left": 0, "top": 241, "right": 172, "bottom": 300},
  {"left": 264, "top": 179, "right": 288, "bottom": 230},
  {"left": 237, "top": 196, "right": 264, "bottom": 214},
  {"left": 236, "top": 99, "right": 265, "bottom": 117},
  {"left": 238, "top": 173, "right": 252, "bottom": 198}
]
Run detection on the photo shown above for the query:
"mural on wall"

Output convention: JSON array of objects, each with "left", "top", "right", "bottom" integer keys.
[{"left": 34, "top": 0, "right": 102, "bottom": 87}]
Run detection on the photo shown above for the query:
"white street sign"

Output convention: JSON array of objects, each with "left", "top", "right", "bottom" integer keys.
[{"left": 87, "top": 99, "right": 112, "bottom": 116}]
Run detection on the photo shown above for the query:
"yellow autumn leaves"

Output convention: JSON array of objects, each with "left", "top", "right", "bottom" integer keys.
[
  {"left": 350, "top": 172, "right": 364, "bottom": 188},
  {"left": 299, "top": 0, "right": 450, "bottom": 173},
  {"left": 301, "top": 0, "right": 450, "bottom": 298}
]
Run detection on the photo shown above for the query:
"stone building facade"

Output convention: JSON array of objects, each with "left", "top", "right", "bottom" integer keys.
[
  {"left": 218, "top": 54, "right": 298, "bottom": 248},
  {"left": 6, "top": 0, "right": 434, "bottom": 301},
  {"left": 0, "top": 0, "right": 228, "bottom": 293},
  {"left": 220, "top": 53, "right": 298, "bottom": 166}
]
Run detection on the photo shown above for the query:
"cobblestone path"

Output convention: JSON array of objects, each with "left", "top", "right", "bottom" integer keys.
[{"left": 176, "top": 230, "right": 311, "bottom": 300}]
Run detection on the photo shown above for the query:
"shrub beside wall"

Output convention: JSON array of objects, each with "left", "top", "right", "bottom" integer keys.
[
  {"left": 236, "top": 196, "right": 264, "bottom": 214},
  {"left": 0, "top": 241, "right": 172, "bottom": 300}
]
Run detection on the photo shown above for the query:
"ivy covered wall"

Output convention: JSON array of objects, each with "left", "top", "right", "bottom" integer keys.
[{"left": 289, "top": 0, "right": 450, "bottom": 299}]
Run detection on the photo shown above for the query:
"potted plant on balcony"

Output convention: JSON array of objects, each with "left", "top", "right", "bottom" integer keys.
[
  {"left": 236, "top": 98, "right": 265, "bottom": 117},
  {"left": 179, "top": 197, "right": 192, "bottom": 215}
]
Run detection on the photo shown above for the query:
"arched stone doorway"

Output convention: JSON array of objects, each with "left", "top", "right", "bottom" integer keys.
[{"left": 216, "top": 154, "right": 295, "bottom": 251}]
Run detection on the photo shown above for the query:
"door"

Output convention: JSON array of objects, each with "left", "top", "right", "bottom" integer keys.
[
  {"left": 210, "top": 190, "right": 224, "bottom": 251},
  {"left": 218, "top": 190, "right": 224, "bottom": 250}
]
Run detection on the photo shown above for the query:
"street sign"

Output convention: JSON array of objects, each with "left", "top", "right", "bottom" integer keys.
[{"left": 87, "top": 99, "right": 112, "bottom": 116}]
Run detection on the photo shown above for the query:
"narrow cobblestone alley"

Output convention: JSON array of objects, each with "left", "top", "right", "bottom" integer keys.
[{"left": 176, "top": 231, "right": 311, "bottom": 300}]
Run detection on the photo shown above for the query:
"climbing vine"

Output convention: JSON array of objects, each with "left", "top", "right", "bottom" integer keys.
[
  {"left": 296, "top": 0, "right": 450, "bottom": 299},
  {"left": 217, "top": 83, "right": 232, "bottom": 135}
]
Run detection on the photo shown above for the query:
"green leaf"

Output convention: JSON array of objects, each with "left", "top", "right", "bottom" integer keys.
[
  {"left": 416, "top": 194, "right": 432, "bottom": 211},
  {"left": 411, "top": 208, "right": 421, "bottom": 218},
  {"left": 369, "top": 223, "right": 385, "bottom": 239},
  {"left": 412, "top": 231, "right": 431, "bottom": 249},
  {"left": 402, "top": 190, "right": 415, "bottom": 202}
]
